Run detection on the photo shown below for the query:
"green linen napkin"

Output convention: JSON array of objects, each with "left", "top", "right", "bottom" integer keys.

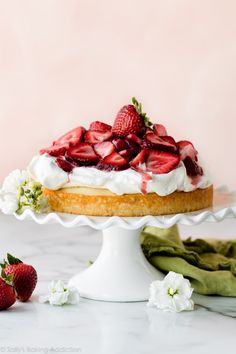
[{"left": 141, "top": 225, "right": 236, "bottom": 296}]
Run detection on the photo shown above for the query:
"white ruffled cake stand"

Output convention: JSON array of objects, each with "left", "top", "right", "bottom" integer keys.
[{"left": 15, "top": 186, "right": 236, "bottom": 302}]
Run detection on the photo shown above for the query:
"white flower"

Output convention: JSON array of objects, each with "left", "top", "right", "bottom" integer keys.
[
  {"left": 0, "top": 169, "right": 29, "bottom": 215},
  {"left": 148, "top": 271, "right": 194, "bottom": 312},
  {"left": 0, "top": 169, "right": 47, "bottom": 215},
  {"left": 2, "top": 169, "right": 29, "bottom": 194},
  {"left": 39, "top": 280, "right": 80, "bottom": 306},
  {"left": 0, "top": 192, "right": 18, "bottom": 214}
]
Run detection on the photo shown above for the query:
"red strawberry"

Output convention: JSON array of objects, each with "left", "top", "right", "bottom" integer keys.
[
  {"left": 85, "top": 130, "right": 113, "bottom": 144},
  {"left": 89, "top": 121, "right": 112, "bottom": 132},
  {"left": 56, "top": 157, "right": 75, "bottom": 172},
  {"left": 119, "top": 149, "right": 133, "bottom": 160},
  {"left": 130, "top": 150, "right": 146, "bottom": 167},
  {"left": 67, "top": 143, "right": 99, "bottom": 164},
  {"left": 112, "top": 138, "right": 129, "bottom": 151},
  {"left": 126, "top": 133, "right": 142, "bottom": 145},
  {"left": 177, "top": 141, "right": 203, "bottom": 176},
  {"left": 97, "top": 152, "right": 128, "bottom": 171},
  {"left": 125, "top": 139, "right": 141, "bottom": 154},
  {"left": 3, "top": 254, "right": 37, "bottom": 302},
  {"left": 146, "top": 150, "right": 180, "bottom": 174},
  {"left": 183, "top": 156, "right": 203, "bottom": 176},
  {"left": 145, "top": 133, "right": 177, "bottom": 152},
  {"left": 94, "top": 142, "right": 115, "bottom": 158},
  {"left": 0, "top": 276, "right": 16, "bottom": 310},
  {"left": 53, "top": 127, "right": 84, "bottom": 146},
  {"left": 177, "top": 140, "right": 198, "bottom": 161},
  {"left": 153, "top": 124, "right": 167, "bottom": 136},
  {"left": 39, "top": 143, "right": 69, "bottom": 157},
  {"left": 112, "top": 97, "right": 152, "bottom": 137},
  {"left": 162, "top": 136, "right": 176, "bottom": 146}
]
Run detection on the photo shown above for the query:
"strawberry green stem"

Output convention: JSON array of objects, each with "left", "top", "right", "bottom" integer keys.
[{"left": 132, "top": 97, "right": 153, "bottom": 129}]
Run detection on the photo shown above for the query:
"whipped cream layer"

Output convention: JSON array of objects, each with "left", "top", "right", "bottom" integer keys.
[{"left": 28, "top": 154, "right": 212, "bottom": 196}]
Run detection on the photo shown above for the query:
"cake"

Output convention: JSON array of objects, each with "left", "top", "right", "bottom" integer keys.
[{"left": 28, "top": 97, "right": 213, "bottom": 216}]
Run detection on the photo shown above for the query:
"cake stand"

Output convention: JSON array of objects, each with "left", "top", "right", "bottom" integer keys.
[{"left": 15, "top": 186, "right": 236, "bottom": 302}]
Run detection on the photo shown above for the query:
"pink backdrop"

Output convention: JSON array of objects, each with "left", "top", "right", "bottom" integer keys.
[{"left": 0, "top": 0, "right": 235, "bottom": 188}]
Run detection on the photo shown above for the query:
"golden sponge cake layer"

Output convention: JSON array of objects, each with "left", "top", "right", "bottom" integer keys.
[{"left": 43, "top": 185, "right": 213, "bottom": 217}]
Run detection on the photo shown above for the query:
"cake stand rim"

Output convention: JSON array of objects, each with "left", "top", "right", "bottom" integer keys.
[{"left": 13, "top": 185, "right": 236, "bottom": 230}]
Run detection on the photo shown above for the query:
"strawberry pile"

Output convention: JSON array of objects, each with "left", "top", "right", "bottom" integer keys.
[
  {"left": 40, "top": 97, "right": 203, "bottom": 179},
  {"left": 0, "top": 253, "right": 37, "bottom": 310}
]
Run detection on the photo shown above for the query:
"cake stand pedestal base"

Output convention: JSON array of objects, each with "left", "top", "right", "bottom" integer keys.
[{"left": 69, "top": 226, "right": 163, "bottom": 302}]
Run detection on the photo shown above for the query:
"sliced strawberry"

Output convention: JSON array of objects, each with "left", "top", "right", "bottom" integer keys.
[
  {"left": 146, "top": 150, "right": 180, "bottom": 174},
  {"left": 112, "top": 138, "right": 128, "bottom": 151},
  {"left": 94, "top": 141, "right": 115, "bottom": 158},
  {"left": 177, "top": 140, "right": 198, "bottom": 161},
  {"left": 53, "top": 127, "right": 84, "bottom": 146},
  {"left": 130, "top": 150, "right": 146, "bottom": 167},
  {"left": 56, "top": 158, "right": 75, "bottom": 172},
  {"left": 126, "top": 133, "right": 142, "bottom": 145},
  {"left": 145, "top": 133, "right": 177, "bottom": 152},
  {"left": 162, "top": 135, "right": 176, "bottom": 146},
  {"left": 39, "top": 143, "right": 69, "bottom": 157},
  {"left": 97, "top": 152, "right": 128, "bottom": 171},
  {"left": 89, "top": 121, "right": 112, "bottom": 131},
  {"left": 125, "top": 139, "right": 141, "bottom": 154},
  {"left": 183, "top": 156, "right": 203, "bottom": 176},
  {"left": 119, "top": 149, "right": 133, "bottom": 160},
  {"left": 153, "top": 124, "right": 167, "bottom": 136},
  {"left": 85, "top": 130, "right": 113, "bottom": 144},
  {"left": 66, "top": 143, "right": 99, "bottom": 164}
]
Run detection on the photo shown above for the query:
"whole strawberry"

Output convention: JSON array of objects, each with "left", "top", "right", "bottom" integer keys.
[
  {"left": 0, "top": 273, "right": 16, "bottom": 310},
  {"left": 2, "top": 253, "right": 37, "bottom": 302},
  {"left": 112, "top": 97, "right": 152, "bottom": 137}
]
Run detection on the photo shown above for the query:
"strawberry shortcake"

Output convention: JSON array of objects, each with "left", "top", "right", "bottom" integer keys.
[{"left": 28, "top": 98, "right": 213, "bottom": 216}]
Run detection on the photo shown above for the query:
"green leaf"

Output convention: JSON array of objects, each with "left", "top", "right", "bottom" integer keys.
[
  {"left": 7, "top": 253, "right": 22, "bottom": 265},
  {"left": 1, "top": 269, "right": 14, "bottom": 286},
  {"left": 131, "top": 97, "right": 153, "bottom": 129},
  {"left": 0, "top": 261, "right": 6, "bottom": 269}
]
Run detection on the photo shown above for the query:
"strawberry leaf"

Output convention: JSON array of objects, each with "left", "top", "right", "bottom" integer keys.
[
  {"left": 0, "top": 261, "right": 7, "bottom": 269},
  {"left": 1, "top": 269, "right": 14, "bottom": 286},
  {"left": 7, "top": 253, "right": 22, "bottom": 265},
  {"left": 132, "top": 97, "right": 153, "bottom": 129}
]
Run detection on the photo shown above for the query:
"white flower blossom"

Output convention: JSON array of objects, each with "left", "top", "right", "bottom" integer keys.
[
  {"left": 148, "top": 271, "right": 194, "bottom": 312},
  {"left": 0, "top": 169, "right": 29, "bottom": 214},
  {"left": 0, "top": 169, "right": 47, "bottom": 215},
  {"left": 39, "top": 280, "right": 80, "bottom": 306},
  {"left": 2, "top": 169, "right": 29, "bottom": 194},
  {"left": 0, "top": 192, "right": 18, "bottom": 215}
]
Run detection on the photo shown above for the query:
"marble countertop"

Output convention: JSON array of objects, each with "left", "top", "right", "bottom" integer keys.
[{"left": 1, "top": 214, "right": 236, "bottom": 354}]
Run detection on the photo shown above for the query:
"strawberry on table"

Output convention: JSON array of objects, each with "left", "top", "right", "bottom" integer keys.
[
  {"left": 2, "top": 253, "right": 37, "bottom": 302},
  {"left": 112, "top": 97, "right": 152, "bottom": 137},
  {"left": 0, "top": 275, "right": 16, "bottom": 310}
]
